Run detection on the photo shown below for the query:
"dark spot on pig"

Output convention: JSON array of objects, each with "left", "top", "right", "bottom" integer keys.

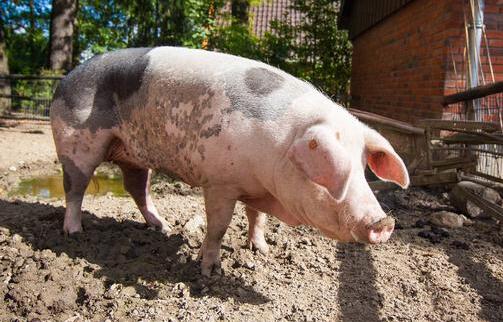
[
  {"left": 223, "top": 66, "right": 310, "bottom": 121},
  {"left": 60, "top": 156, "right": 87, "bottom": 195},
  {"left": 309, "top": 139, "right": 318, "bottom": 150},
  {"left": 197, "top": 145, "right": 206, "bottom": 161},
  {"left": 244, "top": 67, "right": 284, "bottom": 96},
  {"left": 227, "top": 145, "right": 231, "bottom": 150},
  {"left": 199, "top": 124, "right": 222, "bottom": 139},
  {"left": 51, "top": 48, "right": 152, "bottom": 133}
]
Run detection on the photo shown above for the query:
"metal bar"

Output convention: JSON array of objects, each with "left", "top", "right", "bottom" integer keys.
[
  {"left": 442, "top": 81, "right": 503, "bottom": 106},
  {"left": 0, "top": 94, "right": 52, "bottom": 102}
]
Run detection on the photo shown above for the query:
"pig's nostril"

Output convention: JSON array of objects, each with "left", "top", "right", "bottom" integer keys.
[
  {"left": 367, "top": 216, "right": 395, "bottom": 231},
  {"left": 367, "top": 216, "right": 395, "bottom": 244}
]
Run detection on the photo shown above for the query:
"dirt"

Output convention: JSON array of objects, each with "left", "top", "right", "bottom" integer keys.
[{"left": 0, "top": 120, "right": 502, "bottom": 322}]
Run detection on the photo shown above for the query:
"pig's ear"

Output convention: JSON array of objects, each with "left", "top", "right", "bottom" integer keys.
[
  {"left": 365, "top": 128, "right": 410, "bottom": 188},
  {"left": 288, "top": 126, "right": 353, "bottom": 201}
]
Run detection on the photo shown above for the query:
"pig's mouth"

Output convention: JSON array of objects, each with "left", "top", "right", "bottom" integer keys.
[
  {"left": 313, "top": 216, "right": 395, "bottom": 244},
  {"left": 350, "top": 216, "right": 395, "bottom": 244}
]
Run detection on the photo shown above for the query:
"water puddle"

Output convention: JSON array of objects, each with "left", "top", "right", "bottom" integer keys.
[{"left": 10, "top": 174, "right": 127, "bottom": 199}]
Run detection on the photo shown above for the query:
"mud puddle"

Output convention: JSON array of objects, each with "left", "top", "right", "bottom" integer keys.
[{"left": 9, "top": 173, "right": 127, "bottom": 198}]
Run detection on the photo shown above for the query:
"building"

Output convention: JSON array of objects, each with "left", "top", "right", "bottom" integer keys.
[{"left": 339, "top": 0, "right": 503, "bottom": 124}]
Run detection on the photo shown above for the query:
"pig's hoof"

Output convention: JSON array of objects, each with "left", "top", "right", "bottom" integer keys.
[
  {"left": 145, "top": 217, "right": 171, "bottom": 235},
  {"left": 63, "top": 221, "right": 83, "bottom": 235},
  {"left": 198, "top": 246, "right": 222, "bottom": 277},
  {"left": 248, "top": 237, "right": 269, "bottom": 254},
  {"left": 147, "top": 222, "right": 172, "bottom": 235},
  {"left": 201, "top": 260, "right": 221, "bottom": 277}
]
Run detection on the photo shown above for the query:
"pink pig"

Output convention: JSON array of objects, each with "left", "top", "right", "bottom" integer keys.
[{"left": 50, "top": 47, "right": 409, "bottom": 276}]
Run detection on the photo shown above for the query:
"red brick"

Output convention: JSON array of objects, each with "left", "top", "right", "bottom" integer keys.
[{"left": 349, "top": 0, "right": 503, "bottom": 123}]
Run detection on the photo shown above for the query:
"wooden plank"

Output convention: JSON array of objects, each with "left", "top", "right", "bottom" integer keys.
[
  {"left": 453, "top": 185, "right": 503, "bottom": 220},
  {"left": 431, "top": 157, "right": 476, "bottom": 167},
  {"left": 469, "top": 171, "right": 503, "bottom": 185},
  {"left": 434, "top": 161, "right": 476, "bottom": 172},
  {"left": 369, "top": 171, "right": 459, "bottom": 191},
  {"left": 442, "top": 81, "right": 503, "bottom": 106},
  {"left": 431, "top": 147, "right": 503, "bottom": 157},
  {"left": 435, "top": 133, "right": 503, "bottom": 145},
  {"left": 458, "top": 173, "right": 503, "bottom": 190},
  {"left": 349, "top": 108, "right": 424, "bottom": 135},
  {"left": 416, "top": 119, "right": 499, "bottom": 132}
]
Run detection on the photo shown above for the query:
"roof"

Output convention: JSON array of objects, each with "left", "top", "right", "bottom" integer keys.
[
  {"left": 249, "top": 0, "right": 302, "bottom": 37},
  {"left": 339, "top": 0, "right": 415, "bottom": 39},
  {"left": 217, "top": 0, "right": 302, "bottom": 38}
]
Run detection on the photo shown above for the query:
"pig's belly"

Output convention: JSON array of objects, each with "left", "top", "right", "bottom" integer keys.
[{"left": 110, "top": 126, "right": 204, "bottom": 187}]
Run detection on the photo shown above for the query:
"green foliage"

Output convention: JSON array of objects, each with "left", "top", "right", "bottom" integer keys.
[
  {"left": 10, "top": 69, "right": 61, "bottom": 115},
  {"left": 2, "top": 0, "right": 52, "bottom": 74},
  {"left": 75, "top": 0, "right": 129, "bottom": 60},
  {"left": 210, "top": 24, "right": 261, "bottom": 59},
  {"left": 262, "top": 0, "right": 352, "bottom": 99},
  {"left": 2, "top": 0, "right": 351, "bottom": 100},
  {"left": 210, "top": 0, "right": 352, "bottom": 100}
]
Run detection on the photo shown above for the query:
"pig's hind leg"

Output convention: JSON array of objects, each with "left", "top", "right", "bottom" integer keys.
[
  {"left": 117, "top": 163, "right": 170, "bottom": 233},
  {"left": 245, "top": 206, "right": 269, "bottom": 254},
  {"left": 56, "top": 131, "right": 113, "bottom": 234}
]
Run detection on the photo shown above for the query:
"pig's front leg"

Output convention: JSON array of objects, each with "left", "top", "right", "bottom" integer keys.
[
  {"left": 198, "top": 188, "right": 236, "bottom": 277},
  {"left": 245, "top": 206, "right": 269, "bottom": 254}
]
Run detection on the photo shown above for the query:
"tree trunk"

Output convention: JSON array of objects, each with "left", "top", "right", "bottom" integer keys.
[
  {"left": 231, "top": 0, "right": 249, "bottom": 25},
  {"left": 49, "top": 0, "right": 77, "bottom": 73},
  {"left": 0, "top": 14, "right": 10, "bottom": 115}
]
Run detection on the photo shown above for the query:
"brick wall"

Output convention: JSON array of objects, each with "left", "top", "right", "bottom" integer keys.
[{"left": 349, "top": 0, "right": 503, "bottom": 124}]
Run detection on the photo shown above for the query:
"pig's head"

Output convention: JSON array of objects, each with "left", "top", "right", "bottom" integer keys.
[{"left": 275, "top": 118, "right": 409, "bottom": 244}]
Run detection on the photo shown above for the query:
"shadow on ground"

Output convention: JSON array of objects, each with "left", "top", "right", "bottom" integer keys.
[
  {"left": 337, "top": 243, "right": 383, "bottom": 322},
  {"left": 0, "top": 199, "right": 269, "bottom": 305}
]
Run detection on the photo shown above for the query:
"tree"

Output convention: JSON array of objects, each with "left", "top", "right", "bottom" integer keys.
[
  {"left": 231, "top": 0, "right": 249, "bottom": 25},
  {"left": 49, "top": 0, "right": 78, "bottom": 72},
  {"left": 0, "top": 11, "right": 10, "bottom": 115},
  {"left": 1, "top": 0, "right": 51, "bottom": 74},
  {"left": 262, "top": 0, "right": 352, "bottom": 100}
]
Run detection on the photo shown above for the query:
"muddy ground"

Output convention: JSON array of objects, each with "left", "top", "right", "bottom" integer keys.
[{"left": 0, "top": 119, "right": 502, "bottom": 322}]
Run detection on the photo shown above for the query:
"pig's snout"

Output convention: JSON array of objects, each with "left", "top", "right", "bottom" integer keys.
[
  {"left": 351, "top": 216, "right": 395, "bottom": 244},
  {"left": 366, "top": 216, "right": 395, "bottom": 244}
]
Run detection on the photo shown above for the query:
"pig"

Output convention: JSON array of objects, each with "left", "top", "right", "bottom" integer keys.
[{"left": 50, "top": 47, "right": 409, "bottom": 276}]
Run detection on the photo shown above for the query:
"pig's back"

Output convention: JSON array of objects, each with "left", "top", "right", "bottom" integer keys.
[{"left": 51, "top": 47, "right": 314, "bottom": 187}]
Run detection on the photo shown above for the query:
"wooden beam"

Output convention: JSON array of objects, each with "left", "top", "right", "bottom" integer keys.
[
  {"left": 369, "top": 171, "right": 459, "bottom": 191},
  {"left": 430, "top": 157, "right": 476, "bottom": 167},
  {"left": 435, "top": 133, "right": 503, "bottom": 145},
  {"left": 416, "top": 119, "right": 499, "bottom": 132},
  {"left": 431, "top": 146, "right": 503, "bottom": 157},
  {"left": 442, "top": 81, "right": 503, "bottom": 106},
  {"left": 452, "top": 185, "right": 503, "bottom": 220},
  {"left": 349, "top": 108, "right": 424, "bottom": 135},
  {"left": 469, "top": 171, "right": 503, "bottom": 185}
]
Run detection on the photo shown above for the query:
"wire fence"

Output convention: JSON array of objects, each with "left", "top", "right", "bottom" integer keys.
[
  {"left": 0, "top": 74, "right": 63, "bottom": 120},
  {"left": 440, "top": 85, "right": 503, "bottom": 183}
]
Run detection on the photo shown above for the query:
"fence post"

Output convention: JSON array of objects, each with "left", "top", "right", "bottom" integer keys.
[{"left": 0, "top": 75, "right": 10, "bottom": 116}]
